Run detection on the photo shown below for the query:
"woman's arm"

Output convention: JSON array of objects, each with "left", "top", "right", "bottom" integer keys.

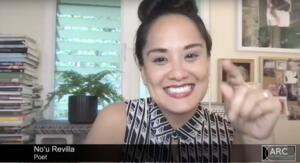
[{"left": 85, "top": 103, "right": 127, "bottom": 144}]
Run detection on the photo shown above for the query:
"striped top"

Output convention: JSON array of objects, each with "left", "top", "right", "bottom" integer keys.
[{"left": 124, "top": 98, "right": 234, "bottom": 162}]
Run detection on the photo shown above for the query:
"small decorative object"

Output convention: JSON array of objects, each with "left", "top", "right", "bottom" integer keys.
[
  {"left": 237, "top": 0, "right": 300, "bottom": 53},
  {"left": 46, "top": 70, "right": 122, "bottom": 123},
  {"left": 218, "top": 58, "right": 255, "bottom": 102},
  {"left": 260, "top": 57, "right": 300, "bottom": 120}
]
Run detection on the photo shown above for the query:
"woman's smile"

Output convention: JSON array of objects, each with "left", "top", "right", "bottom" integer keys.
[{"left": 164, "top": 84, "right": 194, "bottom": 98}]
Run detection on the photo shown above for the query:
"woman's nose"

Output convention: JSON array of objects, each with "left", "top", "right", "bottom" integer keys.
[{"left": 168, "top": 61, "right": 188, "bottom": 81}]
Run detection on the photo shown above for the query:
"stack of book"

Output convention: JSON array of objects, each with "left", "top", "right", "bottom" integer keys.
[{"left": 0, "top": 35, "right": 40, "bottom": 144}]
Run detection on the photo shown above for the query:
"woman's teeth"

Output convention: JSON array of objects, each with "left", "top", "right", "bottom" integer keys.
[{"left": 166, "top": 85, "right": 192, "bottom": 94}]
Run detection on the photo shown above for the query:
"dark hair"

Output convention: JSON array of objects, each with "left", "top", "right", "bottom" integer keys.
[
  {"left": 135, "top": 0, "right": 212, "bottom": 66},
  {"left": 271, "top": 0, "right": 290, "bottom": 11}
]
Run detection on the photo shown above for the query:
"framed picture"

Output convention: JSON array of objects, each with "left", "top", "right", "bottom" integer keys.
[
  {"left": 218, "top": 59, "right": 255, "bottom": 103},
  {"left": 237, "top": 0, "right": 300, "bottom": 53},
  {"left": 260, "top": 57, "right": 300, "bottom": 120}
]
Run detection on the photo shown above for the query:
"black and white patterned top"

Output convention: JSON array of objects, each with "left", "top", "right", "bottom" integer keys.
[{"left": 124, "top": 98, "right": 234, "bottom": 162}]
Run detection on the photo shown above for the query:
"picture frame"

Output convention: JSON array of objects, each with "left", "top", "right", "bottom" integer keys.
[
  {"left": 260, "top": 57, "right": 300, "bottom": 120},
  {"left": 217, "top": 58, "right": 255, "bottom": 103},
  {"left": 237, "top": 0, "right": 300, "bottom": 53}
]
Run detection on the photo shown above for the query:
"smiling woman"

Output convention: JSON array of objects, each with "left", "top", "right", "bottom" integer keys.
[{"left": 86, "top": 0, "right": 282, "bottom": 162}]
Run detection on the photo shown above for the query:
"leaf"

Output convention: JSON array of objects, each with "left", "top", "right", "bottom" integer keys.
[{"left": 46, "top": 70, "right": 121, "bottom": 107}]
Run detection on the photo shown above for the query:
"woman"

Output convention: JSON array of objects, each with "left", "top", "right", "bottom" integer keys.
[{"left": 86, "top": 0, "right": 282, "bottom": 161}]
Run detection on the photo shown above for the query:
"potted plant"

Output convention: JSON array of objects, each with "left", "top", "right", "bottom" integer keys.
[{"left": 46, "top": 70, "right": 122, "bottom": 123}]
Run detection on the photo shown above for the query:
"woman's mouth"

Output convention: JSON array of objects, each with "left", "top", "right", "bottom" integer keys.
[{"left": 164, "top": 84, "right": 194, "bottom": 98}]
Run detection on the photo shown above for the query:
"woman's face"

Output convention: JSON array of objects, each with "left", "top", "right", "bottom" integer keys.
[{"left": 141, "top": 14, "right": 210, "bottom": 114}]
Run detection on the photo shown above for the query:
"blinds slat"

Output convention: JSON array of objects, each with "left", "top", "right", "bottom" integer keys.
[
  {"left": 56, "top": 55, "right": 119, "bottom": 64},
  {"left": 57, "top": 29, "right": 120, "bottom": 40},
  {"left": 57, "top": 42, "right": 120, "bottom": 51},
  {"left": 56, "top": 67, "right": 119, "bottom": 74},
  {"left": 60, "top": 0, "right": 120, "bottom": 7},
  {"left": 57, "top": 17, "right": 120, "bottom": 28},
  {"left": 58, "top": 5, "right": 120, "bottom": 17}
]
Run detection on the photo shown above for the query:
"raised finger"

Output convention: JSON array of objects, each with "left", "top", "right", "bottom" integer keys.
[
  {"left": 227, "top": 85, "right": 248, "bottom": 121},
  {"left": 222, "top": 60, "right": 245, "bottom": 87},
  {"left": 221, "top": 82, "right": 234, "bottom": 115}
]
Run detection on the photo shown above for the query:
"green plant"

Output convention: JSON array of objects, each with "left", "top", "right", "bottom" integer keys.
[{"left": 45, "top": 70, "right": 122, "bottom": 108}]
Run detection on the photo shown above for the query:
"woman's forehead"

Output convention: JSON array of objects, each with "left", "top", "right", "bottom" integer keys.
[{"left": 145, "top": 14, "right": 205, "bottom": 48}]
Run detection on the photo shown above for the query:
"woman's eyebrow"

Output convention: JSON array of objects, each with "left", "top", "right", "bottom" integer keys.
[
  {"left": 146, "top": 43, "right": 203, "bottom": 56},
  {"left": 184, "top": 43, "right": 204, "bottom": 50},
  {"left": 146, "top": 48, "right": 167, "bottom": 56}
]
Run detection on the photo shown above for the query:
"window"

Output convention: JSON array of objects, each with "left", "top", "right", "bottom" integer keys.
[{"left": 54, "top": 0, "right": 121, "bottom": 119}]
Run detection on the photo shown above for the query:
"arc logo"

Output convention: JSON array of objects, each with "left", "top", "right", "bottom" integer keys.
[{"left": 262, "top": 145, "right": 296, "bottom": 161}]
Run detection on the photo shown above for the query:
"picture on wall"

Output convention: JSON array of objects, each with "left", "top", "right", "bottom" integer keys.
[
  {"left": 260, "top": 57, "right": 300, "bottom": 120},
  {"left": 218, "top": 59, "right": 255, "bottom": 103},
  {"left": 238, "top": 0, "right": 300, "bottom": 53}
]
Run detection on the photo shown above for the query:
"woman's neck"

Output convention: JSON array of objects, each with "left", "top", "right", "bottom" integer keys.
[{"left": 159, "top": 106, "right": 199, "bottom": 129}]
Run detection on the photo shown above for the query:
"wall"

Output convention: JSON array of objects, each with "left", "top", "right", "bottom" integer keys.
[
  {"left": 0, "top": 0, "right": 56, "bottom": 118},
  {"left": 120, "top": 0, "right": 141, "bottom": 99},
  {"left": 0, "top": 0, "right": 299, "bottom": 143}
]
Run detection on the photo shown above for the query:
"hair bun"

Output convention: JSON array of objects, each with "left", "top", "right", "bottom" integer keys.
[{"left": 138, "top": 0, "right": 198, "bottom": 22}]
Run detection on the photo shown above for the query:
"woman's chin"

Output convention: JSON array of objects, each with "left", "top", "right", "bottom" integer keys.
[{"left": 162, "top": 102, "right": 199, "bottom": 115}]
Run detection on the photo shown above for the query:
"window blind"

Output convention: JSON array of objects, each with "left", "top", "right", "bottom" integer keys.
[{"left": 54, "top": 0, "right": 121, "bottom": 119}]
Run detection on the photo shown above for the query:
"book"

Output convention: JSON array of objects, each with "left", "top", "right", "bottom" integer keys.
[
  {"left": 0, "top": 57, "right": 37, "bottom": 68},
  {"left": 0, "top": 61, "right": 28, "bottom": 66},
  {"left": 0, "top": 53, "right": 39, "bottom": 63},
  {"left": 0, "top": 99, "right": 32, "bottom": 104},
  {"left": 0, "top": 47, "right": 39, "bottom": 59},
  {"left": 0, "top": 94, "right": 32, "bottom": 100},
  {"left": 0, "top": 126, "right": 25, "bottom": 134},
  {"left": 0, "top": 102, "right": 32, "bottom": 107},
  {"left": 0, "top": 79, "right": 34, "bottom": 87},
  {"left": 0, "top": 35, "right": 36, "bottom": 49},
  {"left": 0, "top": 119, "right": 32, "bottom": 127},
  {"left": 0, "top": 85, "right": 33, "bottom": 95},
  {"left": 0, "top": 113, "right": 33, "bottom": 122},
  {"left": 0, "top": 44, "right": 27, "bottom": 48},
  {"left": 0, "top": 113, "right": 33, "bottom": 132},
  {"left": 0, "top": 72, "right": 36, "bottom": 81},
  {"left": 0, "top": 134, "right": 31, "bottom": 143},
  {"left": 0, "top": 63, "right": 36, "bottom": 72},
  {"left": 0, "top": 40, "right": 26, "bottom": 45},
  {"left": 0, "top": 35, "right": 36, "bottom": 43},
  {"left": 0, "top": 68, "right": 37, "bottom": 78},
  {"left": 0, "top": 109, "right": 32, "bottom": 116},
  {"left": 0, "top": 105, "right": 32, "bottom": 110}
]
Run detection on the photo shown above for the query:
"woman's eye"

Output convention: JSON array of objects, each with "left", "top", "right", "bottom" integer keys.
[
  {"left": 153, "top": 57, "right": 168, "bottom": 65},
  {"left": 185, "top": 53, "right": 199, "bottom": 62}
]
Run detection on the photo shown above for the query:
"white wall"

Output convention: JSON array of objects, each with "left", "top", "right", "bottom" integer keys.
[
  {"left": 120, "top": 0, "right": 141, "bottom": 99},
  {"left": 0, "top": 0, "right": 56, "bottom": 118},
  {"left": 0, "top": 0, "right": 299, "bottom": 143}
]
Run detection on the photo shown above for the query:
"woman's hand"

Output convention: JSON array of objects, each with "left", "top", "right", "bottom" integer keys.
[{"left": 220, "top": 60, "right": 281, "bottom": 140}]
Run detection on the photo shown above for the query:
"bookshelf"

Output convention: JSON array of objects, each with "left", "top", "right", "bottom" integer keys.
[{"left": 0, "top": 35, "right": 43, "bottom": 144}]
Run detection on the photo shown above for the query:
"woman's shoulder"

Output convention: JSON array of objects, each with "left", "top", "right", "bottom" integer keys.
[
  {"left": 101, "top": 102, "right": 127, "bottom": 115},
  {"left": 102, "top": 97, "right": 150, "bottom": 117},
  {"left": 85, "top": 98, "right": 150, "bottom": 144},
  {"left": 85, "top": 102, "right": 127, "bottom": 144}
]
